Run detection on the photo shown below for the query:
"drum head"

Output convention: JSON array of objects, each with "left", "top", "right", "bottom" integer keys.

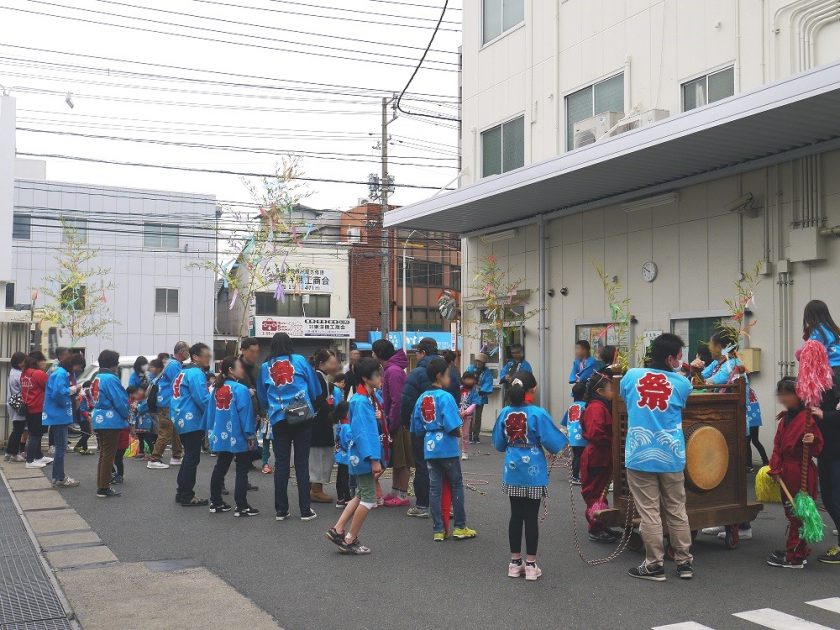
[{"left": 684, "top": 424, "right": 729, "bottom": 492}]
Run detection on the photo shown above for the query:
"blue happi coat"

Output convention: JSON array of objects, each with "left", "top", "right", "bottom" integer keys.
[
  {"left": 410, "top": 387, "right": 462, "bottom": 460},
  {"left": 561, "top": 400, "right": 588, "bottom": 447},
  {"left": 334, "top": 422, "right": 352, "bottom": 466},
  {"left": 465, "top": 364, "right": 494, "bottom": 405},
  {"left": 499, "top": 359, "right": 533, "bottom": 381},
  {"left": 810, "top": 323, "right": 840, "bottom": 367},
  {"left": 42, "top": 366, "right": 75, "bottom": 427},
  {"left": 492, "top": 404, "right": 568, "bottom": 487},
  {"left": 702, "top": 357, "right": 761, "bottom": 431},
  {"left": 91, "top": 371, "right": 130, "bottom": 430},
  {"left": 620, "top": 368, "right": 692, "bottom": 473},
  {"left": 207, "top": 379, "right": 255, "bottom": 454},
  {"left": 347, "top": 392, "right": 382, "bottom": 475},
  {"left": 170, "top": 365, "right": 211, "bottom": 434},
  {"left": 568, "top": 356, "right": 597, "bottom": 384},
  {"left": 256, "top": 354, "right": 322, "bottom": 427},
  {"left": 133, "top": 399, "right": 154, "bottom": 432},
  {"left": 156, "top": 358, "right": 182, "bottom": 408}
]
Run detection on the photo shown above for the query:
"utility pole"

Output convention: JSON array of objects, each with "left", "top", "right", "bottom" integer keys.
[{"left": 380, "top": 96, "right": 391, "bottom": 337}]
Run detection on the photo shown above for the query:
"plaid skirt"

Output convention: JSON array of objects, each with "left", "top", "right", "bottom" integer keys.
[{"left": 501, "top": 483, "right": 547, "bottom": 500}]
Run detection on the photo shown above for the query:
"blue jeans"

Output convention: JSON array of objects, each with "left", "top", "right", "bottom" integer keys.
[
  {"left": 428, "top": 457, "right": 466, "bottom": 533},
  {"left": 819, "top": 457, "right": 840, "bottom": 544},
  {"left": 51, "top": 425, "right": 68, "bottom": 482},
  {"left": 272, "top": 421, "right": 312, "bottom": 515},
  {"left": 411, "top": 433, "right": 429, "bottom": 509},
  {"left": 176, "top": 430, "right": 204, "bottom": 501}
]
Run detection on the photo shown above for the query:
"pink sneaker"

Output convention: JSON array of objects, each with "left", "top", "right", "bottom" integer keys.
[
  {"left": 507, "top": 562, "right": 525, "bottom": 578},
  {"left": 382, "top": 495, "right": 410, "bottom": 507},
  {"left": 525, "top": 563, "right": 542, "bottom": 581}
]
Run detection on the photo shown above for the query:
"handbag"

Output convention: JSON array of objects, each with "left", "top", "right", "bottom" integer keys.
[
  {"left": 284, "top": 399, "right": 314, "bottom": 427},
  {"left": 9, "top": 392, "right": 26, "bottom": 414}
]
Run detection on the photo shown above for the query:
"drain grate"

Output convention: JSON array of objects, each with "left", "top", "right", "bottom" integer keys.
[{"left": 1, "top": 619, "right": 74, "bottom": 630}]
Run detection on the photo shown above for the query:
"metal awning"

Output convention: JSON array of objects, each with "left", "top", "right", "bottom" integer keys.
[{"left": 385, "top": 60, "right": 840, "bottom": 235}]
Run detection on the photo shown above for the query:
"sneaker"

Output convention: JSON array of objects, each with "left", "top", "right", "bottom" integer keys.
[
  {"left": 766, "top": 552, "right": 804, "bottom": 569},
  {"left": 3, "top": 454, "right": 10, "bottom": 462},
  {"left": 452, "top": 526, "right": 477, "bottom": 540},
  {"left": 676, "top": 562, "right": 694, "bottom": 579},
  {"left": 169, "top": 458, "right": 182, "bottom": 466},
  {"left": 301, "top": 510, "right": 318, "bottom": 521},
  {"left": 25, "top": 461, "right": 46, "bottom": 469},
  {"left": 628, "top": 563, "right": 666, "bottom": 582},
  {"left": 407, "top": 506, "right": 430, "bottom": 518},
  {"left": 326, "top": 528, "right": 345, "bottom": 546},
  {"left": 262, "top": 464, "right": 273, "bottom": 474},
  {"left": 35, "top": 456, "right": 53, "bottom": 465},
  {"left": 507, "top": 561, "right": 525, "bottom": 578},
  {"left": 718, "top": 527, "right": 752, "bottom": 541},
  {"left": 525, "top": 563, "right": 542, "bottom": 581},
  {"left": 461, "top": 453, "right": 469, "bottom": 461},
  {"left": 147, "top": 461, "right": 170, "bottom": 469},
  {"left": 54, "top": 477, "right": 80, "bottom": 488},
  {"left": 275, "top": 512, "right": 290, "bottom": 521},
  {"left": 110, "top": 475, "right": 123, "bottom": 485},
  {"left": 181, "top": 496, "right": 209, "bottom": 507},
  {"left": 209, "top": 502, "right": 232, "bottom": 514},
  {"left": 234, "top": 507, "right": 260, "bottom": 517},
  {"left": 11, "top": 454, "right": 25, "bottom": 462},
  {"left": 335, "top": 500, "right": 348, "bottom": 509},
  {"left": 382, "top": 495, "right": 410, "bottom": 508},
  {"left": 96, "top": 487, "right": 121, "bottom": 498},
  {"left": 570, "top": 476, "right": 582, "bottom": 486},
  {"left": 818, "top": 546, "right": 840, "bottom": 564},
  {"left": 433, "top": 532, "right": 445, "bottom": 542},
  {"left": 589, "top": 531, "right": 619, "bottom": 544},
  {"left": 702, "top": 526, "right": 725, "bottom": 536},
  {"left": 340, "top": 538, "right": 371, "bottom": 555}
]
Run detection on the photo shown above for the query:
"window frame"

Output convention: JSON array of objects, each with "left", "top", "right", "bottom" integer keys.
[
  {"left": 481, "top": 0, "right": 525, "bottom": 47},
  {"left": 565, "top": 72, "right": 625, "bottom": 151},
  {"left": 143, "top": 222, "right": 180, "bottom": 250},
  {"left": 255, "top": 291, "right": 330, "bottom": 318},
  {"left": 681, "top": 65, "right": 735, "bottom": 112},
  {"left": 12, "top": 212, "right": 31, "bottom": 240},
  {"left": 480, "top": 114, "right": 526, "bottom": 178},
  {"left": 62, "top": 217, "right": 88, "bottom": 244},
  {"left": 155, "top": 288, "right": 179, "bottom": 314}
]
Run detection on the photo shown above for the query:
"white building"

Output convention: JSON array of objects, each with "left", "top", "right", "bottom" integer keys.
[
  {"left": 9, "top": 161, "right": 217, "bottom": 360},
  {"left": 386, "top": 0, "right": 840, "bottom": 424}
]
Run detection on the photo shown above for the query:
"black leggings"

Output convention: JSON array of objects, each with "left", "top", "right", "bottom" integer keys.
[
  {"left": 509, "top": 496, "right": 541, "bottom": 556},
  {"left": 571, "top": 446, "right": 585, "bottom": 479},
  {"left": 113, "top": 448, "right": 126, "bottom": 477},
  {"left": 748, "top": 427, "right": 769, "bottom": 466},
  {"left": 75, "top": 417, "right": 92, "bottom": 450},
  {"left": 6, "top": 420, "right": 26, "bottom": 456}
]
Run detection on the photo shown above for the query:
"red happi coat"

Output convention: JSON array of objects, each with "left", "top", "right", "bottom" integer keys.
[{"left": 768, "top": 408, "right": 824, "bottom": 498}]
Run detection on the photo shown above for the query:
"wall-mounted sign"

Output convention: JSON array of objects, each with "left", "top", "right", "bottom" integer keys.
[
  {"left": 278, "top": 267, "right": 334, "bottom": 294},
  {"left": 255, "top": 316, "right": 355, "bottom": 339}
]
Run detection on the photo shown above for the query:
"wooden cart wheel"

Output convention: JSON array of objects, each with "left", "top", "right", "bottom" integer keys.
[
  {"left": 627, "top": 531, "right": 643, "bottom": 552},
  {"left": 724, "top": 525, "right": 740, "bottom": 550}
]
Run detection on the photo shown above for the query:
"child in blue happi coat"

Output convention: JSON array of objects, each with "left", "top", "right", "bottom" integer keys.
[
  {"left": 562, "top": 381, "right": 588, "bottom": 485},
  {"left": 327, "top": 358, "right": 383, "bottom": 555},
  {"left": 499, "top": 344, "right": 532, "bottom": 403},
  {"left": 333, "top": 401, "right": 353, "bottom": 507},
  {"left": 465, "top": 352, "right": 494, "bottom": 444},
  {"left": 458, "top": 371, "right": 481, "bottom": 461},
  {"left": 207, "top": 356, "right": 259, "bottom": 517},
  {"left": 569, "top": 340, "right": 597, "bottom": 385},
  {"left": 802, "top": 299, "right": 840, "bottom": 368},
  {"left": 493, "top": 371, "right": 568, "bottom": 581},
  {"left": 130, "top": 387, "right": 155, "bottom": 458},
  {"left": 90, "top": 350, "right": 131, "bottom": 498},
  {"left": 412, "top": 358, "right": 477, "bottom": 542}
]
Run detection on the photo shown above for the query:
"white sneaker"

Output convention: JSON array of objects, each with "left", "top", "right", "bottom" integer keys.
[
  {"left": 25, "top": 461, "right": 46, "bottom": 469},
  {"left": 525, "top": 563, "right": 542, "bottom": 581},
  {"left": 461, "top": 453, "right": 469, "bottom": 461},
  {"left": 702, "top": 526, "right": 725, "bottom": 536},
  {"left": 507, "top": 562, "right": 525, "bottom": 578},
  {"left": 169, "top": 458, "right": 182, "bottom": 466},
  {"left": 36, "top": 456, "right": 53, "bottom": 465},
  {"left": 55, "top": 477, "right": 80, "bottom": 488},
  {"left": 11, "top": 454, "right": 25, "bottom": 463},
  {"left": 147, "top": 461, "right": 170, "bottom": 469},
  {"left": 718, "top": 527, "right": 752, "bottom": 541}
]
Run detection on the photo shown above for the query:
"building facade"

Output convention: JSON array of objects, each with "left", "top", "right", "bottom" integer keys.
[{"left": 387, "top": 0, "right": 840, "bottom": 424}]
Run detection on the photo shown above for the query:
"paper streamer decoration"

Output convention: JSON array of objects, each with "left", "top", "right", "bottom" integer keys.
[
  {"left": 274, "top": 282, "right": 285, "bottom": 303},
  {"left": 229, "top": 289, "right": 238, "bottom": 310}
]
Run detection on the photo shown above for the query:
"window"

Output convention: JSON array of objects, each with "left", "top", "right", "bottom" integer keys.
[
  {"left": 62, "top": 218, "right": 87, "bottom": 244},
  {"left": 482, "top": 0, "right": 524, "bottom": 44},
  {"left": 5, "top": 282, "right": 14, "bottom": 309},
  {"left": 566, "top": 73, "right": 625, "bottom": 150},
  {"left": 449, "top": 265, "right": 461, "bottom": 290},
  {"left": 255, "top": 292, "right": 331, "bottom": 318},
  {"left": 60, "top": 284, "right": 86, "bottom": 311},
  {"left": 12, "top": 213, "right": 31, "bottom": 240},
  {"left": 155, "top": 288, "right": 179, "bottom": 314},
  {"left": 397, "top": 259, "right": 444, "bottom": 287},
  {"left": 408, "top": 307, "right": 444, "bottom": 331},
  {"left": 481, "top": 116, "right": 525, "bottom": 177},
  {"left": 682, "top": 67, "right": 735, "bottom": 111},
  {"left": 143, "top": 223, "right": 179, "bottom": 249}
]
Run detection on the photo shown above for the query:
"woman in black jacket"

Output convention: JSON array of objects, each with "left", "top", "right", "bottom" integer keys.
[{"left": 309, "top": 349, "right": 341, "bottom": 504}]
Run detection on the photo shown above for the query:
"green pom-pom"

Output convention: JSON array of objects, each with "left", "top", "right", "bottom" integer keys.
[{"left": 793, "top": 491, "right": 825, "bottom": 544}]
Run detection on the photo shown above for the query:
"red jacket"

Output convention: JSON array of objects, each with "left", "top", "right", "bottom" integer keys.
[
  {"left": 581, "top": 397, "right": 613, "bottom": 468},
  {"left": 769, "top": 408, "right": 823, "bottom": 497},
  {"left": 21, "top": 368, "right": 48, "bottom": 413}
]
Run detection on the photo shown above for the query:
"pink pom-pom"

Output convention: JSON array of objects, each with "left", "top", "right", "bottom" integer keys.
[{"left": 796, "top": 340, "right": 834, "bottom": 407}]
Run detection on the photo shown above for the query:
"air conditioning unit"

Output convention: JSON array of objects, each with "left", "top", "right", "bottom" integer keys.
[
  {"left": 572, "top": 111, "right": 624, "bottom": 149},
  {"left": 611, "top": 109, "right": 670, "bottom": 136}
]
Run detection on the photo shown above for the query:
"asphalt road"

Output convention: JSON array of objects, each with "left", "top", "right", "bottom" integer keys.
[{"left": 56, "top": 446, "right": 840, "bottom": 630}]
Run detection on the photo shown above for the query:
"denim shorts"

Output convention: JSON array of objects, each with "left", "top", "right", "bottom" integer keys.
[{"left": 355, "top": 473, "right": 376, "bottom": 503}]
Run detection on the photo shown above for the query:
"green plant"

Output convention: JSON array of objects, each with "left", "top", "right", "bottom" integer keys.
[{"left": 593, "top": 263, "right": 643, "bottom": 373}]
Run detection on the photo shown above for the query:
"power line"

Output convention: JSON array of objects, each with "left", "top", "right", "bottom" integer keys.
[
  {"left": 2, "top": 5, "right": 458, "bottom": 73},
  {"left": 369, "top": 0, "right": 461, "bottom": 10},
  {"left": 0, "top": 43, "right": 460, "bottom": 101},
  {"left": 259, "top": 0, "right": 461, "bottom": 24},
  {"left": 16, "top": 153, "right": 457, "bottom": 191}
]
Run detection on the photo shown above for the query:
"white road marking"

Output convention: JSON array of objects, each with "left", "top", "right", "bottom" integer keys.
[
  {"left": 807, "top": 598, "right": 840, "bottom": 615},
  {"left": 652, "top": 623, "right": 715, "bottom": 630},
  {"left": 733, "top": 608, "right": 834, "bottom": 629}
]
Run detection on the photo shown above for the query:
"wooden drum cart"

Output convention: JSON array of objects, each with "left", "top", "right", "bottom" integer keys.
[{"left": 598, "top": 378, "right": 763, "bottom": 551}]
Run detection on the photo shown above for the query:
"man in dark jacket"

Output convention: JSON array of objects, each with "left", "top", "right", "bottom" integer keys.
[
  {"left": 442, "top": 350, "right": 461, "bottom": 400},
  {"left": 400, "top": 337, "right": 438, "bottom": 518}
]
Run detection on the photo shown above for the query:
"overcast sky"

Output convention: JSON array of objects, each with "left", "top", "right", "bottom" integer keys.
[{"left": 2, "top": 0, "right": 462, "bottom": 213}]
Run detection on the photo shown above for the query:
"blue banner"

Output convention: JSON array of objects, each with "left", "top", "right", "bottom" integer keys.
[{"left": 368, "top": 330, "right": 460, "bottom": 351}]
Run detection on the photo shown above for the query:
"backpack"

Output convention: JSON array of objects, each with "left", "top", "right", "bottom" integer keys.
[{"left": 9, "top": 392, "right": 26, "bottom": 414}]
